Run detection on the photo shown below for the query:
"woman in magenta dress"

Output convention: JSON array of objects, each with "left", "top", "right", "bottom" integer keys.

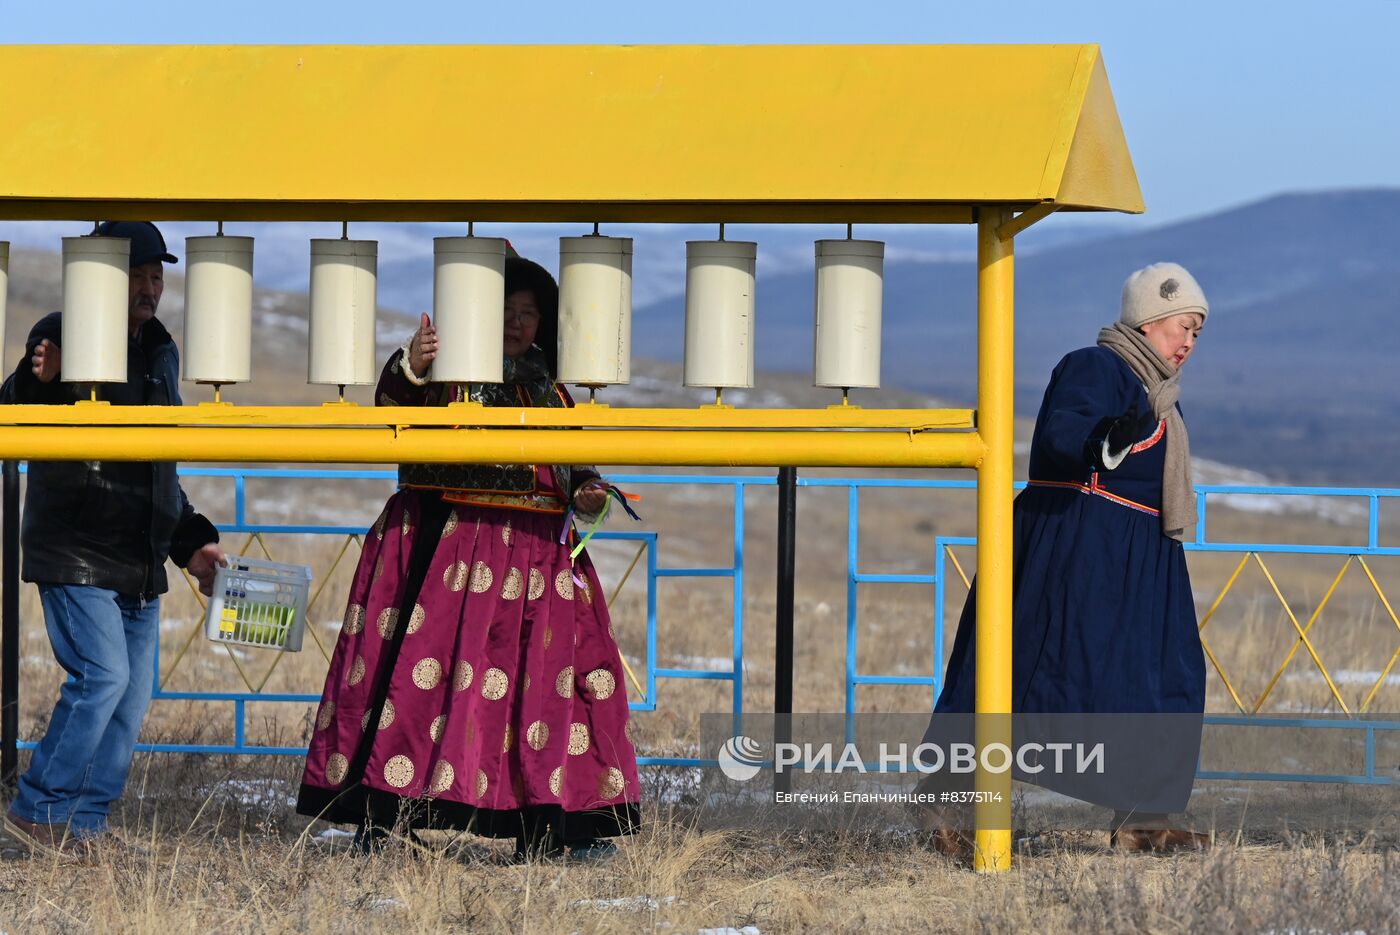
[{"left": 297, "top": 257, "right": 639, "bottom": 861}]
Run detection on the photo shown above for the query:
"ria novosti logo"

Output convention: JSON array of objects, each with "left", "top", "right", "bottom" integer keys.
[
  {"left": 717, "top": 735, "right": 768, "bottom": 781},
  {"left": 717, "top": 736, "right": 1106, "bottom": 780}
]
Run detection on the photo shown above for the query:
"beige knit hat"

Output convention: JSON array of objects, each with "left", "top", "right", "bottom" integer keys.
[{"left": 1120, "top": 262, "right": 1209, "bottom": 328}]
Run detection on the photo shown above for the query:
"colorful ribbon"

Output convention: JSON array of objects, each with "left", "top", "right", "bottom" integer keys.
[{"left": 559, "top": 484, "right": 643, "bottom": 587}]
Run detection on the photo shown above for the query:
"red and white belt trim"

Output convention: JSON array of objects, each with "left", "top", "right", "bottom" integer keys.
[{"left": 1026, "top": 471, "right": 1160, "bottom": 516}]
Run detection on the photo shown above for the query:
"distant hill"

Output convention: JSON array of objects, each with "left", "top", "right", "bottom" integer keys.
[{"left": 631, "top": 189, "right": 1400, "bottom": 486}]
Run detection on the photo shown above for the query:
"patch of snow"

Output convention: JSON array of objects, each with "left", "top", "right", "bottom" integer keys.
[
  {"left": 1193, "top": 458, "right": 1368, "bottom": 525},
  {"left": 365, "top": 897, "right": 404, "bottom": 912},
  {"left": 571, "top": 895, "right": 676, "bottom": 912},
  {"left": 1284, "top": 668, "right": 1390, "bottom": 686},
  {"left": 316, "top": 828, "right": 356, "bottom": 841},
  {"left": 204, "top": 777, "right": 297, "bottom": 808},
  {"left": 668, "top": 654, "right": 737, "bottom": 673}
]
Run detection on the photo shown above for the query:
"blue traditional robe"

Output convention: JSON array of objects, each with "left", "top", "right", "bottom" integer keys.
[{"left": 929, "top": 346, "right": 1205, "bottom": 812}]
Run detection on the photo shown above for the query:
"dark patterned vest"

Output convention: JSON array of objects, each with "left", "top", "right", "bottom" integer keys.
[{"left": 397, "top": 347, "right": 580, "bottom": 497}]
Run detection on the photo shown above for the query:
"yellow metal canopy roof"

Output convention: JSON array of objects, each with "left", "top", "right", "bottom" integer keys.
[{"left": 0, "top": 44, "right": 1142, "bottom": 222}]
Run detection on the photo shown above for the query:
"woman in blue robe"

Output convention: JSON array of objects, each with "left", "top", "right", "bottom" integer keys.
[{"left": 923, "top": 263, "right": 1211, "bottom": 853}]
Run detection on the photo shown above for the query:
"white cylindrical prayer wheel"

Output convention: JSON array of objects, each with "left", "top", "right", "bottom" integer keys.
[
  {"left": 183, "top": 236, "right": 254, "bottom": 384},
  {"left": 813, "top": 239, "right": 884, "bottom": 389},
  {"left": 0, "top": 242, "right": 9, "bottom": 357},
  {"left": 557, "top": 236, "right": 632, "bottom": 386},
  {"left": 683, "top": 240, "right": 757, "bottom": 389},
  {"left": 309, "top": 239, "right": 379, "bottom": 386},
  {"left": 431, "top": 237, "right": 506, "bottom": 384},
  {"left": 61, "top": 236, "right": 130, "bottom": 383}
]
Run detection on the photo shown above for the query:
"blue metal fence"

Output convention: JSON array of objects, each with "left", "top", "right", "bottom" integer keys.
[{"left": 13, "top": 468, "right": 1399, "bottom": 784}]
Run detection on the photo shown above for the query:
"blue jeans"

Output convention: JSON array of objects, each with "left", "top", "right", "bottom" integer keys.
[{"left": 9, "top": 585, "right": 160, "bottom": 834}]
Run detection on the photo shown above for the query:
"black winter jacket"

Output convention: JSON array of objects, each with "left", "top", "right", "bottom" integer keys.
[{"left": 6, "top": 312, "right": 218, "bottom": 597}]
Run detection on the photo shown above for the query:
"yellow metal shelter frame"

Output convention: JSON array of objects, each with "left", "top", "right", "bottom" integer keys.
[{"left": 0, "top": 44, "right": 1144, "bottom": 871}]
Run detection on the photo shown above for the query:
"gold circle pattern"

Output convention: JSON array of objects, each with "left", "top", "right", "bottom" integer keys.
[
  {"left": 568, "top": 722, "right": 591, "bottom": 756},
  {"left": 528, "top": 568, "right": 546, "bottom": 600},
  {"left": 554, "top": 569, "right": 575, "bottom": 601},
  {"left": 501, "top": 567, "right": 524, "bottom": 600},
  {"left": 407, "top": 603, "right": 426, "bottom": 635},
  {"left": 444, "top": 560, "right": 469, "bottom": 592},
  {"left": 429, "top": 761, "right": 455, "bottom": 794},
  {"left": 315, "top": 701, "right": 335, "bottom": 731},
  {"left": 598, "top": 767, "right": 625, "bottom": 800},
  {"left": 555, "top": 666, "right": 574, "bottom": 698},
  {"left": 378, "top": 700, "right": 396, "bottom": 730},
  {"left": 412, "top": 658, "right": 443, "bottom": 690},
  {"left": 376, "top": 607, "right": 399, "bottom": 639},
  {"left": 384, "top": 755, "right": 415, "bottom": 789},
  {"left": 347, "top": 656, "right": 366, "bottom": 686},
  {"left": 452, "top": 660, "right": 474, "bottom": 691},
  {"left": 468, "top": 561, "right": 494, "bottom": 594},
  {"left": 480, "top": 667, "right": 509, "bottom": 701},
  {"left": 429, "top": 714, "right": 447, "bottom": 742},
  {"left": 549, "top": 766, "right": 564, "bottom": 797},
  {"left": 526, "top": 720, "right": 550, "bottom": 751},
  {"left": 343, "top": 604, "right": 365, "bottom": 635},
  {"left": 325, "top": 753, "right": 349, "bottom": 786},
  {"left": 585, "top": 669, "right": 616, "bottom": 701}
]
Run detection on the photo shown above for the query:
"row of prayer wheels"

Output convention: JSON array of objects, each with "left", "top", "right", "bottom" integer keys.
[{"left": 1, "top": 232, "right": 886, "bottom": 394}]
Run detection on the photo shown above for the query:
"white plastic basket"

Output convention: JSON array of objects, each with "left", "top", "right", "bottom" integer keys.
[{"left": 203, "top": 556, "right": 312, "bottom": 652}]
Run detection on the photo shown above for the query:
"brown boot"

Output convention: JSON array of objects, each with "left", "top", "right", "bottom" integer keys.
[
  {"left": 1110, "top": 826, "right": 1211, "bottom": 853},
  {"left": 912, "top": 805, "right": 973, "bottom": 857},
  {"left": 930, "top": 825, "right": 974, "bottom": 857},
  {"left": 3, "top": 811, "right": 79, "bottom": 862}
]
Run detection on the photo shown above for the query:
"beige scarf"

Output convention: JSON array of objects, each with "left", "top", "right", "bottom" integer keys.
[{"left": 1096, "top": 322, "right": 1195, "bottom": 541}]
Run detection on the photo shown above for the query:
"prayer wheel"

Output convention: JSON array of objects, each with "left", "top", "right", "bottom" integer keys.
[
  {"left": 557, "top": 236, "right": 632, "bottom": 387},
  {"left": 60, "top": 235, "right": 129, "bottom": 383},
  {"left": 309, "top": 239, "right": 379, "bottom": 387},
  {"left": 683, "top": 240, "right": 757, "bottom": 390},
  {"left": 184, "top": 235, "right": 255, "bottom": 385},
  {"left": 432, "top": 236, "right": 506, "bottom": 384},
  {"left": 814, "top": 239, "right": 884, "bottom": 389}
]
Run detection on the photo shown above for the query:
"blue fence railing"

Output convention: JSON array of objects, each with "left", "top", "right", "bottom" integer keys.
[{"left": 10, "top": 467, "right": 1398, "bottom": 785}]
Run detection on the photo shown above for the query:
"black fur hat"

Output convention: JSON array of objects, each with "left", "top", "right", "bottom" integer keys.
[{"left": 505, "top": 256, "right": 559, "bottom": 376}]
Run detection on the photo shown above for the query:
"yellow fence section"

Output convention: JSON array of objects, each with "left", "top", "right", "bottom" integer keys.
[{"left": 941, "top": 543, "right": 1400, "bottom": 717}]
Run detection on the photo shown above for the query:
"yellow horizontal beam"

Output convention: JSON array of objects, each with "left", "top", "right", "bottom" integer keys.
[
  {"left": 0, "top": 426, "right": 986, "bottom": 469},
  {"left": 0, "top": 199, "right": 978, "bottom": 226},
  {"left": 0, "top": 44, "right": 1142, "bottom": 220},
  {"left": 0, "top": 403, "right": 975, "bottom": 431}
]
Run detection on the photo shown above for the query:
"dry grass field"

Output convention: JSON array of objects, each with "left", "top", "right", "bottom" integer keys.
[
  {"left": 1, "top": 471, "right": 1396, "bottom": 932},
  {"left": 1, "top": 246, "right": 1397, "bottom": 931}
]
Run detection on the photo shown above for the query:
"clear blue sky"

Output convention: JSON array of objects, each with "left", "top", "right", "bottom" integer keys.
[{"left": 4, "top": 0, "right": 1399, "bottom": 223}]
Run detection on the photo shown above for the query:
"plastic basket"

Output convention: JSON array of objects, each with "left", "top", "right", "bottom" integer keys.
[{"left": 203, "top": 556, "right": 312, "bottom": 652}]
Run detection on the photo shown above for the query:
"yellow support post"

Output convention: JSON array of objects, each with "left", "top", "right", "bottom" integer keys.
[{"left": 974, "top": 206, "right": 1015, "bottom": 872}]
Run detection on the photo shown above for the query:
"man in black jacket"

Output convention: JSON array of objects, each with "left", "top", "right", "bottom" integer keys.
[{"left": 2, "top": 222, "right": 225, "bottom": 858}]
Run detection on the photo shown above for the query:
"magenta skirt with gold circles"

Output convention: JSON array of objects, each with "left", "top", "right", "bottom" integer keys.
[{"left": 296, "top": 489, "right": 640, "bottom": 839}]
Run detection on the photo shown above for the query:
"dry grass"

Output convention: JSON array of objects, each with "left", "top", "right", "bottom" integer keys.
[
  {"left": 0, "top": 783, "right": 1396, "bottom": 933},
  {"left": 1, "top": 473, "right": 1396, "bottom": 931}
]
